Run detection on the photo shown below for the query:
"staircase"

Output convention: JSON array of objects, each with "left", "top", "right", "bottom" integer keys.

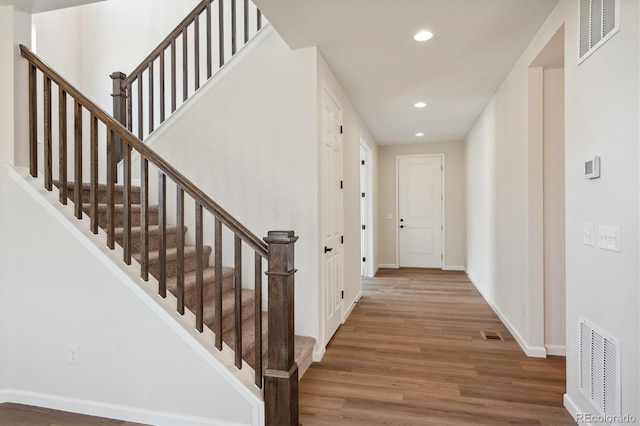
[
  {"left": 20, "top": 0, "right": 315, "bottom": 425},
  {"left": 18, "top": 1, "right": 313, "bottom": 423},
  {"left": 56, "top": 180, "right": 315, "bottom": 377}
]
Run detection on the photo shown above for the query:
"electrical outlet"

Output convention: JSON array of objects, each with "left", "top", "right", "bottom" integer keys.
[{"left": 68, "top": 344, "right": 79, "bottom": 365}]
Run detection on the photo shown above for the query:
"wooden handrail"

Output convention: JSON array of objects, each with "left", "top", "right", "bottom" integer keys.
[
  {"left": 122, "top": 0, "right": 212, "bottom": 87},
  {"left": 19, "top": 44, "right": 267, "bottom": 258}
]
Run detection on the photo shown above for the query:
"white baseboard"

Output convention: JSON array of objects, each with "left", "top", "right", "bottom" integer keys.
[
  {"left": 376, "top": 264, "right": 398, "bottom": 270},
  {"left": 563, "top": 393, "right": 584, "bottom": 424},
  {"left": 373, "top": 264, "right": 380, "bottom": 276},
  {"left": 545, "top": 344, "right": 566, "bottom": 356},
  {"left": 312, "top": 346, "right": 325, "bottom": 363},
  {"left": 342, "top": 290, "right": 361, "bottom": 322},
  {"left": 0, "top": 389, "right": 242, "bottom": 426},
  {"left": 466, "top": 271, "right": 547, "bottom": 358},
  {"left": 442, "top": 265, "right": 465, "bottom": 271}
]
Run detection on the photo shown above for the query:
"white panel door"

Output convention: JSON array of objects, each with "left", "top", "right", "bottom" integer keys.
[
  {"left": 398, "top": 155, "right": 443, "bottom": 268},
  {"left": 321, "top": 88, "right": 343, "bottom": 345}
]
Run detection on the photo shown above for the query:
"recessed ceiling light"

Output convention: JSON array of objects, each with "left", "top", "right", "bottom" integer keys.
[
  {"left": 413, "top": 31, "right": 434, "bottom": 42},
  {"left": 414, "top": 101, "right": 427, "bottom": 108},
  {"left": 415, "top": 132, "right": 425, "bottom": 137}
]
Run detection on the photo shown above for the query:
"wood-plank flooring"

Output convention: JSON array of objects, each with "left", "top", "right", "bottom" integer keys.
[
  {"left": 0, "top": 269, "right": 574, "bottom": 425},
  {"left": 0, "top": 403, "right": 143, "bottom": 426},
  {"left": 299, "top": 268, "right": 575, "bottom": 426}
]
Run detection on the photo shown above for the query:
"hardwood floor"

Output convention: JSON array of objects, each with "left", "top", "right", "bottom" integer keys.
[
  {"left": 0, "top": 269, "right": 574, "bottom": 425},
  {"left": 0, "top": 403, "right": 144, "bottom": 426},
  {"left": 299, "top": 268, "right": 575, "bottom": 426}
]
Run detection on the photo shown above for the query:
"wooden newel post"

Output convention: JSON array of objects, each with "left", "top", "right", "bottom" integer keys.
[
  {"left": 264, "top": 230, "right": 299, "bottom": 426},
  {"left": 110, "top": 71, "right": 126, "bottom": 165}
]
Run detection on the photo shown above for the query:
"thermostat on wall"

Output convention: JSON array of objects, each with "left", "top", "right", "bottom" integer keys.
[{"left": 585, "top": 156, "right": 600, "bottom": 179}]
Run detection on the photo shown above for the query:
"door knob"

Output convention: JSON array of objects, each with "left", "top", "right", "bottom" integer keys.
[
  {"left": 324, "top": 246, "right": 333, "bottom": 253},
  {"left": 400, "top": 225, "right": 404, "bottom": 229},
  {"left": 400, "top": 218, "right": 404, "bottom": 222}
]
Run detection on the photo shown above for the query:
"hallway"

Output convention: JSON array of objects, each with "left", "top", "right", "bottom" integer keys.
[{"left": 299, "top": 269, "right": 575, "bottom": 425}]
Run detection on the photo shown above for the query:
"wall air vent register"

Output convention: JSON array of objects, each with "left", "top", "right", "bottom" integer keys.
[
  {"left": 578, "top": 0, "right": 620, "bottom": 64},
  {"left": 579, "top": 317, "right": 621, "bottom": 417}
]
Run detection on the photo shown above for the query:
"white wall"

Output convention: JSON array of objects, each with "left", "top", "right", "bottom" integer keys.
[
  {"left": 465, "top": 0, "right": 639, "bottom": 420},
  {"left": 33, "top": 0, "right": 200, "bottom": 112},
  {"left": 564, "top": 0, "right": 639, "bottom": 419},
  {"left": 378, "top": 142, "right": 466, "bottom": 270},
  {"left": 0, "top": 5, "right": 15, "bottom": 393},
  {"left": 316, "top": 51, "right": 378, "bottom": 330},
  {"left": 465, "top": 99, "right": 497, "bottom": 304},
  {"left": 0, "top": 4, "right": 32, "bottom": 393}
]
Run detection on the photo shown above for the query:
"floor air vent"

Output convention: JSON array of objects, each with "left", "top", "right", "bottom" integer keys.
[
  {"left": 480, "top": 331, "right": 503, "bottom": 341},
  {"left": 579, "top": 317, "right": 621, "bottom": 417}
]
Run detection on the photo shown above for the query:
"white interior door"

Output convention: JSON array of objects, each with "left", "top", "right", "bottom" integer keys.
[
  {"left": 398, "top": 155, "right": 443, "bottom": 268},
  {"left": 321, "top": 88, "right": 343, "bottom": 344}
]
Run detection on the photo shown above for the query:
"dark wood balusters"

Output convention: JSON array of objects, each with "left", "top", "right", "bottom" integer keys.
[{"left": 109, "top": 0, "right": 265, "bottom": 152}]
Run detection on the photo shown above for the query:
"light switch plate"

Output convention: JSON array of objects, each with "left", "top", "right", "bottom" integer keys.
[
  {"left": 582, "top": 223, "right": 595, "bottom": 246},
  {"left": 597, "top": 225, "right": 621, "bottom": 252}
]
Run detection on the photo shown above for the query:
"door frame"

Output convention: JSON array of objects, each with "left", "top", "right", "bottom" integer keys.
[
  {"left": 395, "top": 153, "right": 446, "bottom": 268},
  {"left": 360, "top": 139, "right": 374, "bottom": 277}
]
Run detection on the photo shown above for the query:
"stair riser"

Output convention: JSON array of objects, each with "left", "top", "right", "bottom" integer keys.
[
  {"left": 217, "top": 306, "right": 259, "bottom": 335},
  {"left": 220, "top": 317, "right": 269, "bottom": 369},
  {"left": 148, "top": 251, "right": 210, "bottom": 278},
  {"left": 58, "top": 185, "right": 141, "bottom": 204},
  {"left": 54, "top": 182, "right": 140, "bottom": 204},
  {"left": 91, "top": 208, "right": 159, "bottom": 228},
  {"left": 183, "top": 276, "right": 236, "bottom": 312},
  {"left": 118, "top": 230, "right": 180, "bottom": 254}
]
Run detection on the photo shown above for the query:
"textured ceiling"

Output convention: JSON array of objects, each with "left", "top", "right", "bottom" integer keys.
[{"left": 254, "top": 0, "right": 559, "bottom": 145}]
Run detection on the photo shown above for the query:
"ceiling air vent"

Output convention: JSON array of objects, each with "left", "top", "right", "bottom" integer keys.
[
  {"left": 579, "top": 317, "right": 621, "bottom": 417},
  {"left": 578, "top": 0, "right": 620, "bottom": 64}
]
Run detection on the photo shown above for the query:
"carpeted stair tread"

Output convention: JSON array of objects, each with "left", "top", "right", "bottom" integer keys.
[
  {"left": 115, "top": 224, "right": 185, "bottom": 252},
  {"left": 54, "top": 180, "right": 141, "bottom": 204},
  {"left": 82, "top": 203, "right": 159, "bottom": 227},
  {"left": 114, "top": 224, "right": 184, "bottom": 237},
  {"left": 146, "top": 245, "right": 212, "bottom": 264},
  {"left": 293, "top": 335, "right": 316, "bottom": 377},
  {"left": 83, "top": 203, "right": 158, "bottom": 214},
  {"left": 222, "top": 312, "right": 269, "bottom": 367},
  {"left": 60, "top": 181, "right": 317, "bottom": 379},
  {"left": 165, "top": 266, "right": 235, "bottom": 297},
  {"left": 146, "top": 245, "right": 212, "bottom": 278},
  {"left": 201, "top": 288, "right": 257, "bottom": 334}
]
